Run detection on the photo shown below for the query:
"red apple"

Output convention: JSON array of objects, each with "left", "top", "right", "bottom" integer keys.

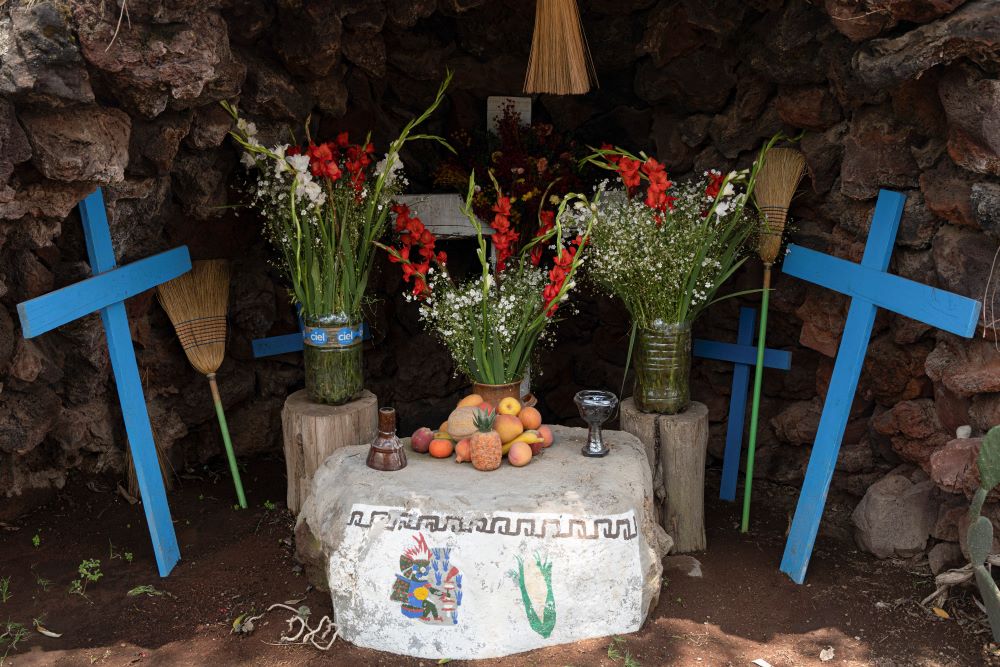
[{"left": 411, "top": 427, "right": 434, "bottom": 453}]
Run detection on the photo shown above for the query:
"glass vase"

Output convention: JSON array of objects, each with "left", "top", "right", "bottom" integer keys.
[
  {"left": 302, "top": 313, "right": 364, "bottom": 405},
  {"left": 633, "top": 319, "right": 691, "bottom": 415}
]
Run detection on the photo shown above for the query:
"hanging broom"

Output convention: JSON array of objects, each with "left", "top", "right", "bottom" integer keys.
[
  {"left": 741, "top": 148, "right": 805, "bottom": 533},
  {"left": 157, "top": 260, "right": 247, "bottom": 509},
  {"left": 523, "top": 0, "right": 598, "bottom": 95}
]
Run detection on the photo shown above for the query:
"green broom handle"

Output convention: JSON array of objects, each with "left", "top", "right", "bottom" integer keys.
[
  {"left": 207, "top": 373, "right": 248, "bottom": 509},
  {"left": 742, "top": 265, "right": 772, "bottom": 533}
]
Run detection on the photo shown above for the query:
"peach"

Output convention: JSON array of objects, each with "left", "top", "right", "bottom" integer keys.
[
  {"left": 440, "top": 421, "right": 449, "bottom": 433},
  {"left": 429, "top": 438, "right": 454, "bottom": 458},
  {"left": 538, "top": 425, "right": 554, "bottom": 448},
  {"left": 519, "top": 406, "right": 542, "bottom": 430},
  {"left": 508, "top": 441, "right": 533, "bottom": 466},
  {"left": 454, "top": 438, "right": 471, "bottom": 463},
  {"left": 498, "top": 396, "right": 522, "bottom": 416},
  {"left": 495, "top": 414, "right": 524, "bottom": 444},
  {"left": 457, "top": 394, "right": 484, "bottom": 408},
  {"left": 411, "top": 427, "right": 434, "bottom": 453}
]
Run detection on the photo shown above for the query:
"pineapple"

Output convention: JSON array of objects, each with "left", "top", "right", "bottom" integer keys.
[{"left": 470, "top": 408, "right": 502, "bottom": 471}]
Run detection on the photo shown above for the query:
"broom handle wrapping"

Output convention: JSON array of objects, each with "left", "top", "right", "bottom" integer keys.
[
  {"left": 742, "top": 265, "right": 772, "bottom": 533},
  {"left": 207, "top": 374, "right": 248, "bottom": 509}
]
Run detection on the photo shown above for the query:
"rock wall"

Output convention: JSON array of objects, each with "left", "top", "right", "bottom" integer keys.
[{"left": 1, "top": 0, "right": 999, "bottom": 558}]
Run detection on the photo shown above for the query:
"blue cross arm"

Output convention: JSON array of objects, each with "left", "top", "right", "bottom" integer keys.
[
  {"left": 783, "top": 244, "right": 982, "bottom": 338},
  {"left": 252, "top": 332, "right": 303, "bottom": 357},
  {"left": 693, "top": 339, "right": 792, "bottom": 370},
  {"left": 17, "top": 246, "right": 192, "bottom": 339}
]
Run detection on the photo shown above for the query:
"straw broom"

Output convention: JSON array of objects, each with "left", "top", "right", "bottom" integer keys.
[
  {"left": 157, "top": 260, "right": 247, "bottom": 509},
  {"left": 742, "top": 148, "right": 805, "bottom": 533},
  {"left": 524, "top": 0, "right": 598, "bottom": 95},
  {"left": 125, "top": 370, "right": 174, "bottom": 501}
]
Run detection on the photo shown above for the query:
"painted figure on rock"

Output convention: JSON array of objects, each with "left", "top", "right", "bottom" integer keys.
[{"left": 390, "top": 533, "right": 463, "bottom": 625}]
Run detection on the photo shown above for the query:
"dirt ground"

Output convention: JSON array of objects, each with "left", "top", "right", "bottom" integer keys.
[{"left": 0, "top": 456, "right": 990, "bottom": 666}]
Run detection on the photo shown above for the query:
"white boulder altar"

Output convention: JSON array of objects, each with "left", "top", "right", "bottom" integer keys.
[{"left": 295, "top": 426, "right": 672, "bottom": 660}]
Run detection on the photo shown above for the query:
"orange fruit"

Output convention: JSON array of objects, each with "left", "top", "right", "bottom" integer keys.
[
  {"left": 519, "top": 406, "right": 542, "bottom": 430},
  {"left": 429, "top": 438, "right": 454, "bottom": 458}
]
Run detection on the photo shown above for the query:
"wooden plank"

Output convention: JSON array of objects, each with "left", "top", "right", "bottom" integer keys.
[
  {"left": 79, "top": 189, "right": 182, "bottom": 577},
  {"left": 17, "top": 247, "right": 192, "bottom": 338},
  {"left": 101, "top": 300, "right": 181, "bottom": 577},
  {"left": 78, "top": 188, "right": 117, "bottom": 272},
  {"left": 778, "top": 188, "right": 982, "bottom": 584},
  {"left": 395, "top": 194, "right": 495, "bottom": 239},
  {"left": 718, "top": 308, "right": 756, "bottom": 502},
  {"left": 783, "top": 245, "right": 981, "bottom": 337},
  {"left": 487, "top": 96, "right": 532, "bottom": 132},
  {"left": 17, "top": 188, "right": 185, "bottom": 577},
  {"left": 693, "top": 339, "right": 792, "bottom": 370},
  {"left": 780, "top": 297, "right": 879, "bottom": 583},
  {"left": 253, "top": 332, "right": 303, "bottom": 358}
]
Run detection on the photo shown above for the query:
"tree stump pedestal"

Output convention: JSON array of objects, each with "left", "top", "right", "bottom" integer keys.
[
  {"left": 281, "top": 389, "right": 378, "bottom": 515},
  {"left": 619, "top": 399, "right": 709, "bottom": 553}
]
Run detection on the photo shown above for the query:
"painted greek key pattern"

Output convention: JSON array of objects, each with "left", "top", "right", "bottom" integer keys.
[{"left": 346, "top": 506, "right": 638, "bottom": 541}]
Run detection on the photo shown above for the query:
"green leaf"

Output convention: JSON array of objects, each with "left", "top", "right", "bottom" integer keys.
[{"left": 979, "top": 425, "right": 1000, "bottom": 491}]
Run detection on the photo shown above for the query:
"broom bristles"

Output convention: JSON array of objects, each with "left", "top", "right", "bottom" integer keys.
[
  {"left": 157, "top": 260, "right": 230, "bottom": 376},
  {"left": 524, "top": 0, "right": 598, "bottom": 95},
  {"left": 126, "top": 433, "right": 174, "bottom": 499},
  {"left": 753, "top": 148, "right": 806, "bottom": 264}
]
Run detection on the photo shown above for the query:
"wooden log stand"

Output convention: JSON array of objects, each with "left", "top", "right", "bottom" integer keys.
[
  {"left": 620, "top": 398, "right": 709, "bottom": 553},
  {"left": 282, "top": 389, "right": 378, "bottom": 514}
]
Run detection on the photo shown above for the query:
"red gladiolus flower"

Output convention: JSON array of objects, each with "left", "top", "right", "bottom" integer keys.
[
  {"left": 530, "top": 210, "right": 555, "bottom": 266},
  {"left": 385, "top": 203, "right": 442, "bottom": 300},
  {"left": 492, "top": 195, "right": 512, "bottom": 218},
  {"left": 617, "top": 157, "right": 641, "bottom": 190},
  {"left": 336, "top": 132, "right": 350, "bottom": 147},
  {"left": 489, "top": 193, "right": 518, "bottom": 272},
  {"left": 705, "top": 169, "right": 725, "bottom": 199}
]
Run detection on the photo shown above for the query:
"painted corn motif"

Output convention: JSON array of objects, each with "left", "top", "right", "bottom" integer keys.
[
  {"left": 512, "top": 552, "right": 556, "bottom": 638},
  {"left": 390, "top": 533, "right": 462, "bottom": 625}
]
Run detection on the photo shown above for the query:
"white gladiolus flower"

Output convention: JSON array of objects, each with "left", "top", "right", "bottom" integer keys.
[{"left": 287, "top": 154, "right": 310, "bottom": 174}]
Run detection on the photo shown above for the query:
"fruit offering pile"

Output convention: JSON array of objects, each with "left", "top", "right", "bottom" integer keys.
[{"left": 410, "top": 394, "right": 554, "bottom": 470}]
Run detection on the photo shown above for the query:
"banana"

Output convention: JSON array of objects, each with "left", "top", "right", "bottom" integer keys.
[{"left": 502, "top": 430, "right": 544, "bottom": 455}]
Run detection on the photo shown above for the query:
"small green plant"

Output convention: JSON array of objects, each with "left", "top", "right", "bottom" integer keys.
[
  {"left": 127, "top": 585, "right": 167, "bottom": 598},
  {"left": 33, "top": 572, "right": 51, "bottom": 592},
  {"left": 124, "top": 552, "right": 133, "bottom": 564},
  {"left": 263, "top": 500, "right": 276, "bottom": 511},
  {"left": 608, "top": 635, "right": 641, "bottom": 667},
  {"left": 969, "top": 425, "right": 1000, "bottom": 641},
  {"left": 0, "top": 578, "right": 10, "bottom": 604},
  {"left": 31, "top": 533, "right": 40, "bottom": 548},
  {"left": 69, "top": 559, "right": 103, "bottom": 599},
  {"left": 0, "top": 620, "right": 29, "bottom": 664}
]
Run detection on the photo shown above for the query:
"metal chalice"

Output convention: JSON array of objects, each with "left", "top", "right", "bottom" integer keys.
[{"left": 574, "top": 390, "right": 618, "bottom": 457}]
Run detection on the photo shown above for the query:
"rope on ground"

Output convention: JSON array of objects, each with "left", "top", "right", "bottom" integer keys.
[{"left": 240, "top": 603, "right": 339, "bottom": 651}]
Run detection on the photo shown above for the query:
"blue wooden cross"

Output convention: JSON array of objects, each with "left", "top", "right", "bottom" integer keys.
[
  {"left": 17, "top": 189, "right": 190, "bottom": 577},
  {"left": 251, "top": 307, "right": 305, "bottom": 358},
  {"left": 779, "top": 189, "right": 981, "bottom": 584},
  {"left": 693, "top": 307, "right": 792, "bottom": 502}
]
